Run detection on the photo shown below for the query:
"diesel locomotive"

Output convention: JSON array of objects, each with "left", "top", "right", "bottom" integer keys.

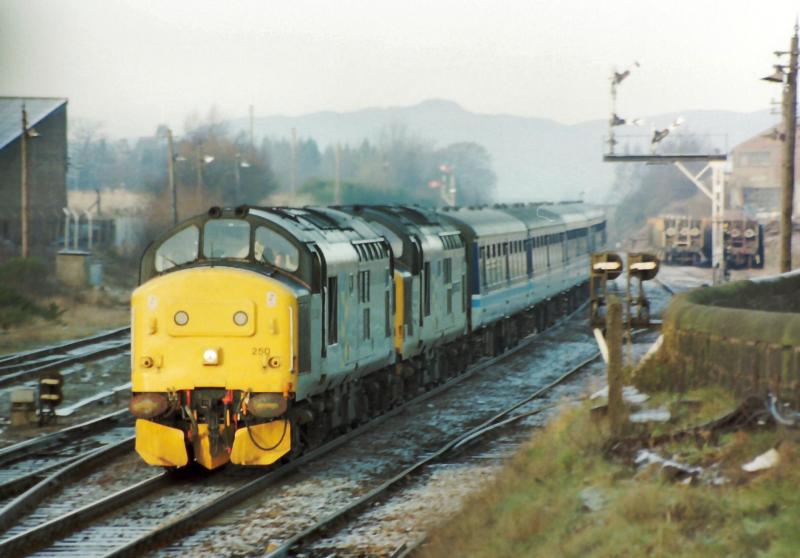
[{"left": 130, "top": 202, "right": 605, "bottom": 469}]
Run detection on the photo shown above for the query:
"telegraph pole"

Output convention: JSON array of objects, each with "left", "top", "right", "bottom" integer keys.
[
  {"left": 20, "top": 105, "right": 29, "bottom": 258},
  {"left": 780, "top": 25, "right": 798, "bottom": 273},
  {"left": 249, "top": 105, "right": 255, "bottom": 154},
  {"left": 166, "top": 128, "right": 178, "bottom": 224},
  {"left": 290, "top": 127, "right": 297, "bottom": 197},
  {"left": 234, "top": 154, "right": 242, "bottom": 204},
  {"left": 334, "top": 143, "right": 341, "bottom": 205}
]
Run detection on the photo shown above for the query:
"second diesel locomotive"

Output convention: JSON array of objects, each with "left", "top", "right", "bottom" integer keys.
[{"left": 130, "top": 202, "right": 605, "bottom": 469}]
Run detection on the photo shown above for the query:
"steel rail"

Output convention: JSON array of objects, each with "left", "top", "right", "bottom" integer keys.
[
  {"left": 0, "top": 435, "right": 136, "bottom": 533},
  {"left": 56, "top": 382, "right": 131, "bottom": 417},
  {"left": 0, "top": 474, "right": 167, "bottom": 557},
  {"left": 653, "top": 277, "right": 675, "bottom": 295},
  {"left": 0, "top": 340, "right": 130, "bottom": 387},
  {"left": 263, "top": 352, "right": 604, "bottom": 558},
  {"left": 0, "top": 327, "right": 130, "bottom": 368},
  {"left": 95, "top": 301, "right": 592, "bottom": 558},
  {"left": 0, "top": 455, "right": 85, "bottom": 500},
  {"left": 0, "top": 409, "right": 129, "bottom": 469}
]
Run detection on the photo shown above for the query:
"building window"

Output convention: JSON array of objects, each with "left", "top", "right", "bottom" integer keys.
[{"left": 739, "top": 151, "right": 772, "bottom": 167}]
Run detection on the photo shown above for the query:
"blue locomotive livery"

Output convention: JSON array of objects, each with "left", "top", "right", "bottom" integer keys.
[{"left": 130, "top": 202, "right": 605, "bottom": 469}]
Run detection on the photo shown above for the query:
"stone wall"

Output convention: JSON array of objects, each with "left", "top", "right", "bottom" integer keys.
[{"left": 662, "top": 274, "right": 800, "bottom": 402}]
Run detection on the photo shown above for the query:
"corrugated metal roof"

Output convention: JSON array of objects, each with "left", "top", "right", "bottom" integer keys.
[{"left": 0, "top": 97, "right": 67, "bottom": 151}]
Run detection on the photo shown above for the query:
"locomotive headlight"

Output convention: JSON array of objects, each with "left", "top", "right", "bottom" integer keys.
[
  {"left": 745, "top": 228, "right": 756, "bottom": 238},
  {"left": 174, "top": 311, "right": 189, "bottom": 326},
  {"left": 233, "top": 311, "right": 248, "bottom": 326},
  {"left": 202, "top": 348, "right": 220, "bottom": 365}
]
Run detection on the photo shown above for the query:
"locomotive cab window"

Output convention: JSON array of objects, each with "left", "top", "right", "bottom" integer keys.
[
  {"left": 155, "top": 225, "right": 199, "bottom": 272},
  {"left": 255, "top": 226, "right": 299, "bottom": 272},
  {"left": 203, "top": 220, "right": 251, "bottom": 259}
]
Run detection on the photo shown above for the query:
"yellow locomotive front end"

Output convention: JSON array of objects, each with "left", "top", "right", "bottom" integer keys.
[{"left": 130, "top": 266, "right": 298, "bottom": 469}]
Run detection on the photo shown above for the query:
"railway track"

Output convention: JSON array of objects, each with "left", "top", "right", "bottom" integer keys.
[
  {"left": 264, "top": 352, "right": 602, "bottom": 558},
  {"left": 0, "top": 327, "right": 130, "bottom": 388},
  {"left": 653, "top": 277, "right": 675, "bottom": 295},
  {"left": 0, "top": 302, "right": 594, "bottom": 558},
  {"left": 0, "top": 284, "right": 678, "bottom": 557},
  {"left": 0, "top": 410, "right": 131, "bottom": 502}
]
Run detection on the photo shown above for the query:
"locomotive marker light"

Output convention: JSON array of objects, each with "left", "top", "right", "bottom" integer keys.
[
  {"left": 233, "top": 310, "right": 248, "bottom": 326},
  {"left": 174, "top": 310, "right": 189, "bottom": 325}
]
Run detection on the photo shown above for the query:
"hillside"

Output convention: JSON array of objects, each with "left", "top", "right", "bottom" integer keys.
[{"left": 229, "top": 99, "right": 778, "bottom": 204}]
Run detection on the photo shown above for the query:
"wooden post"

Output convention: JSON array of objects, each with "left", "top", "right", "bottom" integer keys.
[
  {"left": 20, "top": 105, "right": 29, "bottom": 258},
  {"left": 780, "top": 26, "right": 798, "bottom": 273},
  {"left": 334, "top": 143, "right": 341, "bottom": 205},
  {"left": 607, "top": 295, "right": 625, "bottom": 436},
  {"left": 166, "top": 128, "right": 177, "bottom": 225}
]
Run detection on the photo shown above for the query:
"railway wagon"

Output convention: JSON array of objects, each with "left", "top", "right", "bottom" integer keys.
[
  {"left": 648, "top": 215, "right": 708, "bottom": 266},
  {"left": 130, "top": 202, "right": 604, "bottom": 469},
  {"left": 649, "top": 214, "right": 764, "bottom": 269},
  {"left": 723, "top": 214, "right": 764, "bottom": 269}
]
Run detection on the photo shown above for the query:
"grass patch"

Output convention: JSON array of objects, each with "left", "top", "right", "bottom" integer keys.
[
  {"left": 419, "top": 396, "right": 800, "bottom": 558},
  {"left": 0, "top": 258, "right": 62, "bottom": 329}
]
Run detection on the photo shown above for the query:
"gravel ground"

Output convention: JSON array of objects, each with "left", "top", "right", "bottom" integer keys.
[
  {"left": 155, "top": 276, "right": 691, "bottom": 558},
  {"left": 0, "top": 350, "right": 131, "bottom": 448},
  {"left": 0, "top": 270, "right": 707, "bottom": 557}
]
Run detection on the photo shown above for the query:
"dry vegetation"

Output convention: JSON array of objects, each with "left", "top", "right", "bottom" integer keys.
[
  {"left": 419, "top": 390, "right": 800, "bottom": 558},
  {"left": 0, "top": 256, "right": 130, "bottom": 354}
]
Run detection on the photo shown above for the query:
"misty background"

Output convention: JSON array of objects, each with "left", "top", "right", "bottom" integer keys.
[{"left": 1, "top": 0, "right": 794, "bottom": 205}]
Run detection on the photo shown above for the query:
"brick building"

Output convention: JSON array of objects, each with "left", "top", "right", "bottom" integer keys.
[
  {"left": 0, "top": 97, "right": 68, "bottom": 262},
  {"left": 728, "top": 124, "right": 799, "bottom": 219}
]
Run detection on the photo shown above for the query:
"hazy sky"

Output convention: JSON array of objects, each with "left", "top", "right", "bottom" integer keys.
[{"left": 2, "top": 0, "right": 798, "bottom": 137}]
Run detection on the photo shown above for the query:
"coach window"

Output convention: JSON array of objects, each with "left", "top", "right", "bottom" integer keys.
[
  {"left": 479, "top": 246, "right": 487, "bottom": 288},
  {"left": 255, "top": 226, "right": 299, "bottom": 272},
  {"left": 155, "top": 225, "right": 199, "bottom": 272}
]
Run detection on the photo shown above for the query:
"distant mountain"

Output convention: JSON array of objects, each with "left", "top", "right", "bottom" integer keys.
[{"left": 229, "top": 99, "right": 779, "bottom": 204}]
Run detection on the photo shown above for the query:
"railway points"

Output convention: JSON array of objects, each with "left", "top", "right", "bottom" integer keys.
[
  {"left": 0, "top": 207, "right": 695, "bottom": 557},
  {"left": 0, "top": 410, "right": 131, "bottom": 503},
  {"left": 0, "top": 293, "right": 598, "bottom": 557},
  {"left": 0, "top": 327, "right": 129, "bottom": 369},
  {"left": 0, "top": 336, "right": 129, "bottom": 388}
]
